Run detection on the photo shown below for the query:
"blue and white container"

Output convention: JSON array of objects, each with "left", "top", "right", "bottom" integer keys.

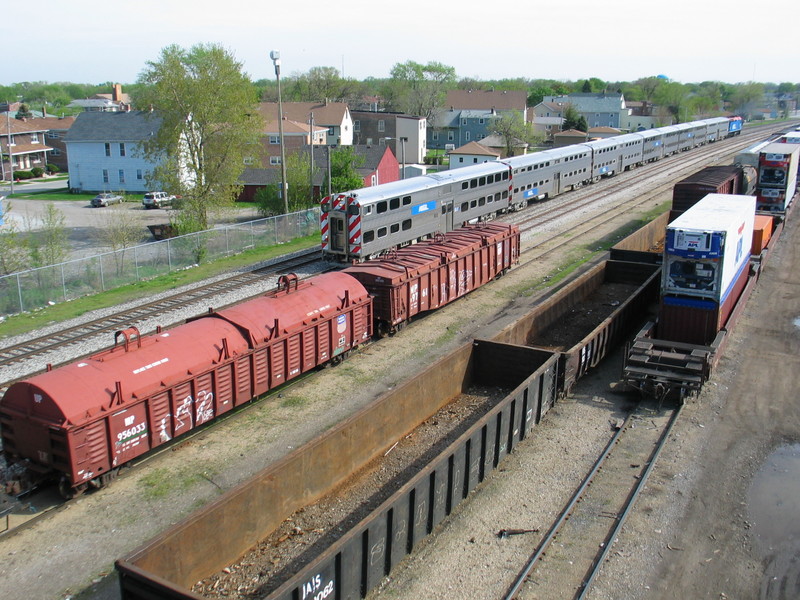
[{"left": 662, "top": 193, "right": 755, "bottom": 302}]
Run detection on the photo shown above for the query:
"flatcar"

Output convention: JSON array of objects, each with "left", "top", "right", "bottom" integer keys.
[{"left": 322, "top": 116, "right": 743, "bottom": 262}]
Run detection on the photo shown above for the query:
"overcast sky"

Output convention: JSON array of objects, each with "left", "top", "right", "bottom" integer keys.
[{"left": 7, "top": 0, "right": 799, "bottom": 87}]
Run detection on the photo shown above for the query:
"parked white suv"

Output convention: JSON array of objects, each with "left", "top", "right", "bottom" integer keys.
[{"left": 142, "top": 191, "right": 176, "bottom": 209}]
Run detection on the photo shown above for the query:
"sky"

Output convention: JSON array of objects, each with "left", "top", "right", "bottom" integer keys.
[{"left": 7, "top": 0, "right": 799, "bottom": 87}]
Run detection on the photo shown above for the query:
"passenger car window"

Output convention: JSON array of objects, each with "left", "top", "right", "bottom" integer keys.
[{"left": 377, "top": 201, "right": 387, "bottom": 214}]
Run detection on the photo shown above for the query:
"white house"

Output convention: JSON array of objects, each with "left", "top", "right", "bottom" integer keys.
[{"left": 64, "top": 111, "right": 162, "bottom": 193}]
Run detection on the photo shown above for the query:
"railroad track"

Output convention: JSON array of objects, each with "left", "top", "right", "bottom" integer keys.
[
  {"left": 0, "top": 247, "right": 323, "bottom": 374},
  {"left": 502, "top": 402, "right": 681, "bottom": 600}
]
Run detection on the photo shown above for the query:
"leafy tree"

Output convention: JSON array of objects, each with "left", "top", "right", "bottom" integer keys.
[
  {"left": 383, "top": 60, "right": 457, "bottom": 120},
  {"left": 490, "top": 112, "right": 541, "bottom": 157},
  {"left": 654, "top": 81, "right": 690, "bottom": 123},
  {"left": 136, "top": 43, "right": 264, "bottom": 233},
  {"left": 562, "top": 104, "right": 582, "bottom": 130},
  {"left": 729, "top": 82, "right": 765, "bottom": 120},
  {"left": 576, "top": 116, "right": 588, "bottom": 132},
  {"left": 323, "top": 146, "right": 364, "bottom": 195},
  {"left": 581, "top": 80, "right": 592, "bottom": 93},
  {"left": 635, "top": 76, "right": 663, "bottom": 103},
  {"left": 15, "top": 103, "right": 33, "bottom": 120}
]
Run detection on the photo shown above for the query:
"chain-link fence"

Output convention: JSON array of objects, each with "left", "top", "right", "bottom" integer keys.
[{"left": 0, "top": 208, "right": 320, "bottom": 318}]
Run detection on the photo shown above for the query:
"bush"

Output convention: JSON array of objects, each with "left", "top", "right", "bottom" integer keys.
[
  {"left": 31, "top": 167, "right": 44, "bottom": 178},
  {"left": 14, "top": 170, "right": 34, "bottom": 180},
  {"left": 46, "top": 163, "right": 60, "bottom": 174}
]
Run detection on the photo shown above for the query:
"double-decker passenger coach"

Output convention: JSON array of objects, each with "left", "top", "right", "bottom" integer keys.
[{"left": 321, "top": 162, "right": 511, "bottom": 262}]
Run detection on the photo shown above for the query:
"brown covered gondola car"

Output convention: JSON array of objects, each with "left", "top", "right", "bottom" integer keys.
[{"left": 0, "top": 272, "right": 372, "bottom": 496}]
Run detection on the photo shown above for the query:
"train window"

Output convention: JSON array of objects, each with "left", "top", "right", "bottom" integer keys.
[
  {"left": 377, "top": 227, "right": 387, "bottom": 238},
  {"left": 528, "top": 166, "right": 532, "bottom": 171},
  {"left": 390, "top": 223, "right": 400, "bottom": 233},
  {"left": 364, "top": 230, "right": 375, "bottom": 243},
  {"left": 479, "top": 177, "right": 486, "bottom": 186},
  {"left": 478, "top": 197, "right": 485, "bottom": 207},
  {"left": 377, "top": 201, "right": 388, "bottom": 214},
  {"left": 348, "top": 205, "right": 359, "bottom": 215},
  {"left": 390, "top": 197, "right": 400, "bottom": 210},
  {"left": 487, "top": 174, "right": 494, "bottom": 184},
  {"left": 470, "top": 179, "right": 478, "bottom": 189},
  {"left": 503, "top": 171, "right": 509, "bottom": 180},
  {"left": 534, "top": 164, "right": 538, "bottom": 170},
  {"left": 470, "top": 200, "right": 477, "bottom": 208},
  {"left": 461, "top": 201, "right": 469, "bottom": 212},
  {"left": 462, "top": 181, "right": 469, "bottom": 190},
  {"left": 403, "top": 196, "right": 411, "bottom": 205},
  {"left": 365, "top": 206, "right": 373, "bottom": 216},
  {"left": 402, "top": 219, "right": 412, "bottom": 230},
  {"left": 502, "top": 191, "right": 508, "bottom": 199},
  {"left": 495, "top": 193, "right": 501, "bottom": 201},
  {"left": 514, "top": 187, "right": 519, "bottom": 193}
]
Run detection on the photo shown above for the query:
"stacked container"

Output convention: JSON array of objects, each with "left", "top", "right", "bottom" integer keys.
[
  {"left": 658, "top": 194, "right": 756, "bottom": 345},
  {"left": 756, "top": 142, "right": 798, "bottom": 212}
]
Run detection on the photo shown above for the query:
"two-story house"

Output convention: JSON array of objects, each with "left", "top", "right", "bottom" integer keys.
[
  {"left": 259, "top": 101, "right": 353, "bottom": 147},
  {"left": 64, "top": 110, "right": 162, "bottom": 193},
  {"left": 350, "top": 110, "right": 427, "bottom": 168},
  {"left": 429, "top": 89, "right": 528, "bottom": 152},
  {"left": 531, "top": 101, "right": 566, "bottom": 140},
  {"left": 543, "top": 93, "right": 627, "bottom": 129},
  {"left": 0, "top": 113, "right": 70, "bottom": 179}
]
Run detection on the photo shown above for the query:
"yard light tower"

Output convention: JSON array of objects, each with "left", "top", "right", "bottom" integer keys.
[{"left": 270, "top": 50, "right": 289, "bottom": 215}]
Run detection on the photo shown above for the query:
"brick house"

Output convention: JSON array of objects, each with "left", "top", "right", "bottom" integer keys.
[{"left": 1, "top": 113, "right": 75, "bottom": 178}]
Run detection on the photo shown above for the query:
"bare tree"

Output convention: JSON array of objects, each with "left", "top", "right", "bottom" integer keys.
[{"left": 93, "top": 206, "right": 148, "bottom": 275}]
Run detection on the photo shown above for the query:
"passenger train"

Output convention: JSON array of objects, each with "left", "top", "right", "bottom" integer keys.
[{"left": 321, "top": 116, "right": 743, "bottom": 262}]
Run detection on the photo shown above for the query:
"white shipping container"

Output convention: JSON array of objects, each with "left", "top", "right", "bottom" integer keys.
[
  {"left": 663, "top": 194, "right": 756, "bottom": 302},
  {"left": 757, "top": 142, "right": 799, "bottom": 212}
]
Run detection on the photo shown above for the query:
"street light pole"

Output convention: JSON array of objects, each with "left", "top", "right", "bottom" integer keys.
[
  {"left": 5, "top": 106, "right": 14, "bottom": 195},
  {"left": 270, "top": 50, "right": 288, "bottom": 215}
]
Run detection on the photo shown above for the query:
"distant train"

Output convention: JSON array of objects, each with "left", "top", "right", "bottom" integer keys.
[{"left": 321, "top": 116, "right": 743, "bottom": 262}]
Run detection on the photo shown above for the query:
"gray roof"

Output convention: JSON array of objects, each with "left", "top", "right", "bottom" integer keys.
[
  {"left": 64, "top": 110, "right": 162, "bottom": 143},
  {"left": 544, "top": 93, "right": 625, "bottom": 114}
]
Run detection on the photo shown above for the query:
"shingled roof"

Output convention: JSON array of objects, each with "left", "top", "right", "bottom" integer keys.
[{"left": 64, "top": 111, "right": 162, "bottom": 143}]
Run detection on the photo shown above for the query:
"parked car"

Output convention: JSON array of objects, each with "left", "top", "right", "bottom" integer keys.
[
  {"left": 91, "top": 193, "right": 124, "bottom": 207},
  {"left": 142, "top": 192, "right": 176, "bottom": 209}
]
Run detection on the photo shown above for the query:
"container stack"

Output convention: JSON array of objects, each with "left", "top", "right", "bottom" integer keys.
[
  {"left": 658, "top": 194, "right": 756, "bottom": 345},
  {"left": 756, "top": 142, "right": 798, "bottom": 213}
]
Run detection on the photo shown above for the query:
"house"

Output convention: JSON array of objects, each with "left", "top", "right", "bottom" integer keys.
[
  {"left": 544, "top": 93, "right": 627, "bottom": 129},
  {"left": 254, "top": 103, "right": 328, "bottom": 168},
  {"left": 444, "top": 89, "right": 528, "bottom": 119},
  {"left": 621, "top": 100, "right": 666, "bottom": 130},
  {"left": 587, "top": 126, "right": 622, "bottom": 140},
  {"left": 238, "top": 144, "right": 398, "bottom": 202},
  {"left": 430, "top": 89, "right": 529, "bottom": 152},
  {"left": 68, "top": 84, "right": 132, "bottom": 112},
  {"left": 448, "top": 141, "right": 500, "bottom": 169},
  {"left": 477, "top": 134, "right": 528, "bottom": 158},
  {"left": 0, "top": 114, "right": 69, "bottom": 179},
  {"left": 64, "top": 111, "right": 162, "bottom": 193},
  {"left": 553, "top": 129, "right": 588, "bottom": 147},
  {"left": 429, "top": 108, "right": 502, "bottom": 152},
  {"left": 351, "top": 110, "right": 427, "bottom": 166},
  {"left": 531, "top": 102, "right": 566, "bottom": 140},
  {"left": 259, "top": 101, "right": 353, "bottom": 146}
]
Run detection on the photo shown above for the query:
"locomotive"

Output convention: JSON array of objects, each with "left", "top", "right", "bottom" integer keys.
[{"left": 321, "top": 116, "right": 741, "bottom": 262}]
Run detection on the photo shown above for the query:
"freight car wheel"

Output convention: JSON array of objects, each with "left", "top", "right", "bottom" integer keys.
[{"left": 58, "top": 477, "right": 86, "bottom": 500}]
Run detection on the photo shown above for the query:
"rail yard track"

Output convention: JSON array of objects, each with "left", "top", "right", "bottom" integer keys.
[{"left": 503, "top": 402, "right": 682, "bottom": 600}]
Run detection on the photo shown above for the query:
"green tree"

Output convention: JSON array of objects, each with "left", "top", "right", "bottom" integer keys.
[
  {"left": 654, "top": 81, "right": 690, "bottom": 123},
  {"left": 575, "top": 115, "right": 588, "bottom": 132},
  {"left": 136, "top": 43, "right": 263, "bottom": 233},
  {"left": 729, "top": 82, "right": 765, "bottom": 120},
  {"left": 323, "top": 146, "right": 365, "bottom": 195},
  {"left": 562, "top": 104, "right": 582, "bottom": 130},
  {"left": 490, "top": 112, "right": 541, "bottom": 157},
  {"left": 15, "top": 103, "right": 33, "bottom": 120},
  {"left": 383, "top": 60, "right": 457, "bottom": 120}
]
